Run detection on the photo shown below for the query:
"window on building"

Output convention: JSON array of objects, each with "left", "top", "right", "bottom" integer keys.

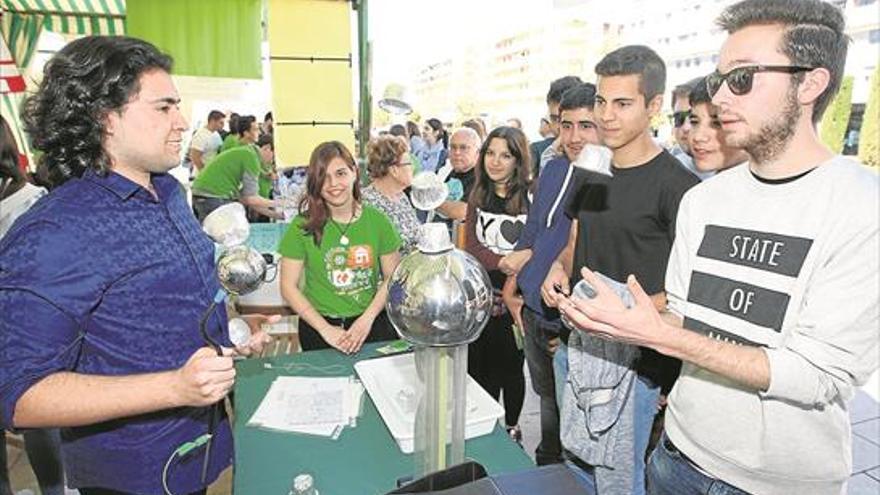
[
  {"left": 854, "top": 0, "right": 876, "bottom": 6},
  {"left": 870, "top": 29, "right": 880, "bottom": 44}
]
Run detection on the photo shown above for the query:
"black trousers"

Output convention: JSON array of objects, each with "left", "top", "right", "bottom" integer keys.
[
  {"left": 467, "top": 311, "right": 526, "bottom": 427},
  {"left": 297, "top": 310, "right": 397, "bottom": 351}
]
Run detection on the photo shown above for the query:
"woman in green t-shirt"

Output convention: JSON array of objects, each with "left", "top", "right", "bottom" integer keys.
[{"left": 278, "top": 141, "right": 402, "bottom": 353}]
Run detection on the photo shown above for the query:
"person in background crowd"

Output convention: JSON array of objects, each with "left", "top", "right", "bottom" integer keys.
[
  {"left": 562, "top": 1, "right": 878, "bottom": 493},
  {"left": 506, "top": 117, "right": 523, "bottom": 129},
  {"left": 388, "top": 124, "right": 407, "bottom": 138},
  {"left": 464, "top": 126, "right": 532, "bottom": 444},
  {"left": 415, "top": 118, "right": 448, "bottom": 173},
  {"left": 544, "top": 45, "right": 698, "bottom": 495},
  {"left": 498, "top": 83, "right": 600, "bottom": 466},
  {"left": 669, "top": 77, "right": 715, "bottom": 180},
  {"left": 278, "top": 141, "right": 401, "bottom": 354},
  {"left": 462, "top": 118, "right": 487, "bottom": 142},
  {"left": 191, "top": 134, "right": 285, "bottom": 221},
  {"left": 687, "top": 76, "right": 748, "bottom": 174},
  {"left": 435, "top": 127, "right": 481, "bottom": 222},
  {"left": 531, "top": 76, "right": 583, "bottom": 178},
  {"left": 406, "top": 120, "right": 425, "bottom": 157},
  {"left": 538, "top": 117, "right": 554, "bottom": 140},
  {"left": 220, "top": 112, "right": 239, "bottom": 140},
  {"left": 0, "top": 116, "right": 65, "bottom": 495},
  {"left": 220, "top": 114, "right": 257, "bottom": 153},
  {"left": 261, "top": 111, "right": 273, "bottom": 136},
  {"left": 187, "top": 109, "right": 225, "bottom": 175},
  {"left": 0, "top": 35, "right": 272, "bottom": 495},
  {"left": 362, "top": 136, "right": 420, "bottom": 253}
]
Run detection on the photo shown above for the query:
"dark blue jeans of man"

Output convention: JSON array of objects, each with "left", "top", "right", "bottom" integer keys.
[
  {"left": 522, "top": 306, "right": 563, "bottom": 465},
  {"left": 647, "top": 432, "right": 750, "bottom": 495}
]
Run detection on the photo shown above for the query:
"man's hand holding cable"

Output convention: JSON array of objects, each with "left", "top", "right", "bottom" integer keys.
[{"left": 174, "top": 347, "right": 236, "bottom": 407}]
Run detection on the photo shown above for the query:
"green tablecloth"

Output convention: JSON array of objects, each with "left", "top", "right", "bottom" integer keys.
[{"left": 233, "top": 343, "right": 534, "bottom": 494}]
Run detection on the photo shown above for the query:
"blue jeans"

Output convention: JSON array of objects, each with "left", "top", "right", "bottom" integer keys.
[
  {"left": 564, "top": 458, "right": 597, "bottom": 495},
  {"left": 647, "top": 433, "right": 750, "bottom": 495},
  {"left": 564, "top": 376, "right": 660, "bottom": 495},
  {"left": 553, "top": 341, "right": 568, "bottom": 412},
  {"left": 522, "top": 307, "right": 562, "bottom": 465}
]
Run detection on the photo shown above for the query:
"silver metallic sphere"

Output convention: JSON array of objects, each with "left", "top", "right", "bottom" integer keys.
[
  {"left": 386, "top": 241, "right": 493, "bottom": 347},
  {"left": 216, "top": 245, "right": 268, "bottom": 296}
]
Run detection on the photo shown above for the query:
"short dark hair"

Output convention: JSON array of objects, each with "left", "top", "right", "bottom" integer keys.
[
  {"left": 237, "top": 115, "right": 257, "bottom": 137},
  {"left": 208, "top": 110, "right": 225, "bottom": 122},
  {"left": 671, "top": 77, "right": 703, "bottom": 108},
  {"left": 256, "top": 133, "right": 274, "bottom": 150},
  {"left": 559, "top": 83, "right": 597, "bottom": 112},
  {"left": 22, "top": 35, "right": 172, "bottom": 186},
  {"left": 547, "top": 76, "right": 584, "bottom": 105},
  {"left": 595, "top": 45, "right": 666, "bottom": 104},
  {"left": 389, "top": 124, "right": 407, "bottom": 137},
  {"left": 717, "top": 0, "right": 848, "bottom": 123},
  {"left": 264, "top": 111, "right": 273, "bottom": 122},
  {"left": 688, "top": 77, "right": 712, "bottom": 107}
]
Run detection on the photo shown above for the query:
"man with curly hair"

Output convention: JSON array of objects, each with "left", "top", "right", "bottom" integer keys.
[{"left": 0, "top": 36, "right": 272, "bottom": 495}]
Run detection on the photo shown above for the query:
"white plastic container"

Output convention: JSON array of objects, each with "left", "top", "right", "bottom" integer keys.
[{"left": 354, "top": 352, "right": 505, "bottom": 454}]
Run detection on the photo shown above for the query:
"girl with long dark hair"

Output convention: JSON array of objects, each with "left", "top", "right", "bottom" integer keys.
[
  {"left": 278, "top": 141, "right": 401, "bottom": 353},
  {"left": 464, "top": 126, "right": 531, "bottom": 442}
]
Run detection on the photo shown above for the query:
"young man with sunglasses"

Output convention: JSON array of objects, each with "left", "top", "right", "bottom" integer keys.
[{"left": 559, "top": 0, "right": 879, "bottom": 493}]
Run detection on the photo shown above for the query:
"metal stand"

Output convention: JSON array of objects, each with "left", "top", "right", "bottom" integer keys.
[{"left": 413, "top": 344, "right": 468, "bottom": 478}]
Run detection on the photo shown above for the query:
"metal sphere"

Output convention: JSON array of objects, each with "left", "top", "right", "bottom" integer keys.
[
  {"left": 216, "top": 245, "right": 268, "bottom": 296},
  {"left": 386, "top": 247, "right": 493, "bottom": 347}
]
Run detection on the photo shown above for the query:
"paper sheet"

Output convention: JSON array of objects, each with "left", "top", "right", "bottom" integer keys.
[{"left": 248, "top": 375, "right": 364, "bottom": 437}]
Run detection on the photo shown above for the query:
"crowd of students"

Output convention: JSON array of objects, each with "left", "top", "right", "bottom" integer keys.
[{"left": 0, "top": 0, "right": 877, "bottom": 493}]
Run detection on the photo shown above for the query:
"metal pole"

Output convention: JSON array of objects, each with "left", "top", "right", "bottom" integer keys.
[{"left": 355, "top": 0, "right": 371, "bottom": 164}]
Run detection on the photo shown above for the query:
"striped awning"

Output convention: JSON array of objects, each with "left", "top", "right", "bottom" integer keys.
[{"left": 1, "top": 0, "right": 126, "bottom": 36}]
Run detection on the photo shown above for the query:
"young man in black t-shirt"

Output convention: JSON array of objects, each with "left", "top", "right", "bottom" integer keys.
[{"left": 542, "top": 45, "right": 698, "bottom": 494}]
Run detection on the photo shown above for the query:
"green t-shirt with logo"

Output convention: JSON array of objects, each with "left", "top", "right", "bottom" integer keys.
[
  {"left": 191, "top": 146, "right": 262, "bottom": 199},
  {"left": 278, "top": 205, "right": 402, "bottom": 317}
]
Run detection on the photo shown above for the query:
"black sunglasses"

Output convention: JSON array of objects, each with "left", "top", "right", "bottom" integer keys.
[
  {"left": 706, "top": 64, "right": 815, "bottom": 97},
  {"left": 670, "top": 111, "right": 690, "bottom": 128}
]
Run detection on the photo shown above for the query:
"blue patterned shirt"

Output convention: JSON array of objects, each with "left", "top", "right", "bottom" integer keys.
[{"left": 0, "top": 169, "right": 232, "bottom": 494}]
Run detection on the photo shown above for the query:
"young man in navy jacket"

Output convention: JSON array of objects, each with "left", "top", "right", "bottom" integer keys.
[{"left": 498, "top": 82, "right": 599, "bottom": 465}]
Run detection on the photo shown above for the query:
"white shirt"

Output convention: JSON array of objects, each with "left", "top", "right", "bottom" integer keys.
[{"left": 0, "top": 182, "right": 47, "bottom": 238}]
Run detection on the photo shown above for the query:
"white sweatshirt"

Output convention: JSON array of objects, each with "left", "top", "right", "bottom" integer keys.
[{"left": 664, "top": 157, "right": 880, "bottom": 495}]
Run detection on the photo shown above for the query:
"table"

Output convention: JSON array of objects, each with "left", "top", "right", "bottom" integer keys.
[{"left": 233, "top": 343, "right": 534, "bottom": 494}]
